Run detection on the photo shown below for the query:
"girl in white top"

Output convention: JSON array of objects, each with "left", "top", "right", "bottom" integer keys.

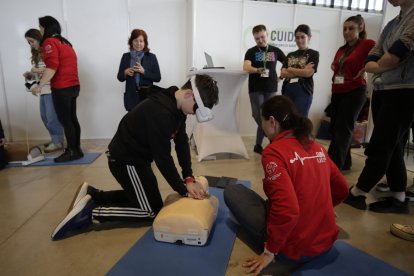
[{"left": 23, "top": 28, "right": 63, "bottom": 152}]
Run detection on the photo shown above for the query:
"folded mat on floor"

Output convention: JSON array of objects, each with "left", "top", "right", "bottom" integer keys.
[
  {"left": 6, "top": 152, "right": 102, "bottom": 167},
  {"left": 292, "top": 240, "right": 410, "bottom": 276},
  {"left": 107, "top": 179, "right": 251, "bottom": 276}
]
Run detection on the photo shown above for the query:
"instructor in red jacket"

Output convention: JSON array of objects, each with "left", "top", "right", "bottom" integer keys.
[
  {"left": 32, "top": 16, "right": 82, "bottom": 162},
  {"left": 224, "top": 96, "right": 349, "bottom": 275}
]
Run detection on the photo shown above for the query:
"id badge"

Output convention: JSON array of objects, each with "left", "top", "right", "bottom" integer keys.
[
  {"left": 334, "top": 75, "right": 344, "bottom": 84},
  {"left": 289, "top": 78, "right": 299, "bottom": 83},
  {"left": 260, "top": 69, "right": 269, "bottom": 78}
]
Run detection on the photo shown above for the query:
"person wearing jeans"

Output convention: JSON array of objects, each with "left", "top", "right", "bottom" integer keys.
[
  {"left": 281, "top": 24, "right": 319, "bottom": 117},
  {"left": 224, "top": 96, "right": 348, "bottom": 275},
  {"left": 24, "top": 28, "right": 64, "bottom": 152}
]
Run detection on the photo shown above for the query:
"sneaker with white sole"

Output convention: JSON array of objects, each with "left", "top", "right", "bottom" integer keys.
[
  {"left": 375, "top": 182, "right": 390, "bottom": 192},
  {"left": 44, "top": 143, "right": 63, "bottom": 153},
  {"left": 390, "top": 224, "right": 414, "bottom": 242},
  {"left": 406, "top": 191, "right": 414, "bottom": 202},
  {"left": 67, "top": 182, "right": 99, "bottom": 213},
  {"left": 51, "top": 194, "right": 95, "bottom": 241}
]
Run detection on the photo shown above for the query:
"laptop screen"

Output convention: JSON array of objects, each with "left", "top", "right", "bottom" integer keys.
[{"left": 204, "top": 52, "right": 214, "bottom": 67}]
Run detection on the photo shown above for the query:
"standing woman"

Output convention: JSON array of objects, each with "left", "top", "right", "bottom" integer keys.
[
  {"left": 23, "top": 28, "right": 64, "bottom": 152},
  {"left": 117, "top": 29, "right": 161, "bottom": 111},
  {"left": 328, "top": 15, "right": 375, "bottom": 171},
  {"left": 280, "top": 24, "right": 319, "bottom": 117},
  {"left": 32, "top": 16, "right": 83, "bottom": 162}
]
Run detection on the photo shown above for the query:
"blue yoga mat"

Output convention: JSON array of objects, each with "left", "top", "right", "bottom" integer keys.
[
  {"left": 6, "top": 152, "right": 102, "bottom": 167},
  {"left": 107, "top": 180, "right": 251, "bottom": 276},
  {"left": 293, "top": 240, "right": 410, "bottom": 276}
]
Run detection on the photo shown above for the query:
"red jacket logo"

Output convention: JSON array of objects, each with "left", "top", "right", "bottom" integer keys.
[{"left": 45, "top": 44, "right": 53, "bottom": 54}]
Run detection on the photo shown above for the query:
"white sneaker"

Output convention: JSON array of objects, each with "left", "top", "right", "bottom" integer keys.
[
  {"left": 44, "top": 143, "right": 63, "bottom": 153},
  {"left": 390, "top": 224, "right": 414, "bottom": 242},
  {"left": 68, "top": 182, "right": 89, "bottom": 213},
  {"left": 375, "top": 182, "right": 390, "bottom": 192}
]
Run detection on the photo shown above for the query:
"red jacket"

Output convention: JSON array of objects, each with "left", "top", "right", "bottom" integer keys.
[
  {"left": 331, "top": 39, "right": 375, "bottom": 93},
  {"left": 42, "top": 37, "right": 79, "bottom": 89},
  {"left": 262, "top": 130, "right": 348, "bottom": 260}
]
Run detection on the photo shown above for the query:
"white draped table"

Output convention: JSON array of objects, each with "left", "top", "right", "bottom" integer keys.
[{"left": 188, "top": 69, "right": 249, "bottom": 161}]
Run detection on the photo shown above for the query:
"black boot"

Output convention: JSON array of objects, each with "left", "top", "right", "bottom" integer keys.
[{"left": 54, "top": 148, "right": 84, "bottom": 163}]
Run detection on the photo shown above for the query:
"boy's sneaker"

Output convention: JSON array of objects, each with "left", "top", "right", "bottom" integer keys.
[
  {"left": 67, "top": 182, "right": 99, "bottom": 213},
  {"left": 343, "top": 187, "right": 367, "bottom": 210},
  {"left": 369, "top": 197, "right": 409, "bottom": 214},
  {"left": 375, "top": 182, "right": 390, "bottom": 192},
  {"left": 51, "top": 194, "right": 95, "bottom": 241},
  {"left": 390, "top": 224, "right": 414, "bottom": 242},
  {"left": 44, "top": 143, "right": 63, "bottom": 153}
]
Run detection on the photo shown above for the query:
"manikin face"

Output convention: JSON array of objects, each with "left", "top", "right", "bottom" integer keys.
[
  {"left": 253, "top": 30, "right": 268, "bottom": 48},
  {"left": 295, "top": 31, "right": 310, "bottom": 50},
  {"left": 132, "top": 35, "right": 145, "bottom": 52},
  {"left": 343, "top": 21, "right": 362, "bottom": 44},
  {"left": 26, "top": 37, "right": 40, "bottom": 50}
]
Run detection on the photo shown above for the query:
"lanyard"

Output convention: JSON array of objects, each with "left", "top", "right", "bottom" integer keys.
[
  {"left": 338, "top": 39, "right": 360, "bottom": 75},
  {"left": 257, "top": 45, "right": 269, "bottom": 69}
]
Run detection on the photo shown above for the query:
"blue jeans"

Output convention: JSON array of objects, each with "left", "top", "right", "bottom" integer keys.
[
  {"left": 282, "top": 82, "right": 312, "bottom": 117},
  {"left": 249, "top": 91, "right": 276, "bottom": 146},
  {"left": 40, "top": 94, "right": 64, "bottom": 145}
]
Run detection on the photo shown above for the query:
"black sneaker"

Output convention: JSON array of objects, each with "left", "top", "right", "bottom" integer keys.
[
  {"left": 369, "top": 197, "right": 409, "bottom": 214},
  {"left": 343, "top": 187, "right": 367, "bottom": 210},
  {"left": 406, "top": 191, "right": 414, "bottom": 202},
  {"left": 253, "top": 144, "right": 263, "bottom": 155},
  {"left": 54, "top": 148, "right": 84, "bottom": 162}
]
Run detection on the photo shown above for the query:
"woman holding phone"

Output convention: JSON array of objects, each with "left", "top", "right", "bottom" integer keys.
[{"left": 117, "top": 29, "right": 161, "bottom": 111}]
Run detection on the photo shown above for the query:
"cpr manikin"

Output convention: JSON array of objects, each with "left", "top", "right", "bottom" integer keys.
[{"left": 153, "top": 176, "right": 219, "bottom": 246}]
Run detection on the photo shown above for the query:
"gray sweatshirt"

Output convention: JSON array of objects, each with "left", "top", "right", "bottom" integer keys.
[{"left": 368, "top": 5, "right": 414, "bottom": 90}]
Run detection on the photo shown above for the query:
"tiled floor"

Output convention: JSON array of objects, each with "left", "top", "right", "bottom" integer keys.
[{"left": 0, "top": 138, "right": 413, "bottom": 275}]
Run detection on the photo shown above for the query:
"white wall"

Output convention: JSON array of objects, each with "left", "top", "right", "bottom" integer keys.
[
  {"left": 0, "top": 0, "right": 386, "bottom": 141},
  {"left": 192, "top": 0, "right": 383, "bottom": 136}
]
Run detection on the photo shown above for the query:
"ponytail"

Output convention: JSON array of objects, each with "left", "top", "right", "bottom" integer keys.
[{"left": 261, "top": 96, "right": 313, "bottom": 149}]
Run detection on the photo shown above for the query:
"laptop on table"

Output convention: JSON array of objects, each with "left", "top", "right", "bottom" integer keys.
[{"left": 203, "top": 52, "right": 225, "bottom": 69}]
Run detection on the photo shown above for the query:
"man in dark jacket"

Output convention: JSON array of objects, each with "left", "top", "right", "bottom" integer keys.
[{"left": 52, "top": 74, "right": 219, "bottom": 240}]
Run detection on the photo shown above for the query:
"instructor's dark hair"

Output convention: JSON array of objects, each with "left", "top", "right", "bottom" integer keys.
[
  {"left": 182, "top": 74, "right": 219, "bottom": 109},
  {"left": 261, "top": 96, "right": 313, "bottom": 149},
  {"left": 39, "top": 16, "right": 72, "bottom": 47}
]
